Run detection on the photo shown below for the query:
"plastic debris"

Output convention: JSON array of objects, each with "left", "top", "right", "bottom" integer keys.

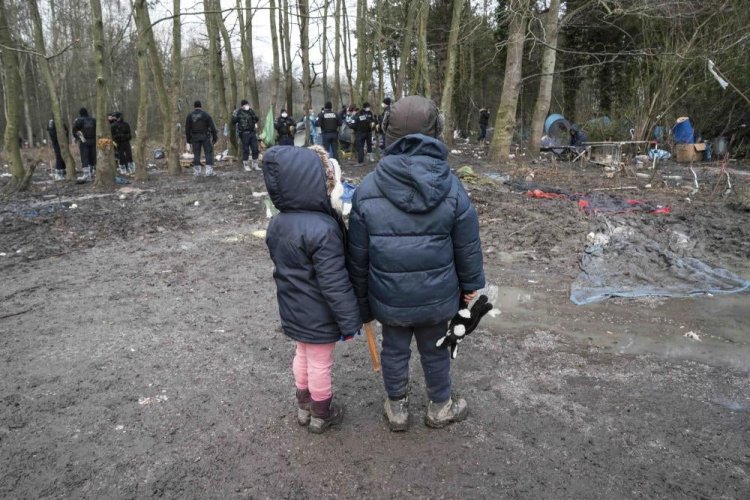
[{"left": 683, "top": 331, "right": 702, "bottom": 342}]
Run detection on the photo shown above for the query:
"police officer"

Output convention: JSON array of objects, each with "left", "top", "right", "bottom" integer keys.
[
  {"left": 231, "top": 99, "right": 260, "bottom": 171},
  {"left": 352, "top": 102, "right": 375, "bottom": 164},
  {"left": 317, "top": 101, "right": 343, "bottom": 160},
  {"left": 274, "top": 109, "right": 296, "bottom": 146},
  {"left": 185, "top": 100, "right": 218, "bottom": 177},
  {"left": 47, "top": 118, "right": 68, "bottom": 181},
  {"left": 72, "top": 107, "right": 97, "bottom": 181},
  {"left": 377, "top": 97, "right": 392, "bottom": 152},
  {"left": 108, "top": 112, "right": 135, "bottom": 175}
]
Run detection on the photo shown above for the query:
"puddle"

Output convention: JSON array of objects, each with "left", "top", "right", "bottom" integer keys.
[{"left": 480, "top": 286, "right": 750, "bottom": 372}]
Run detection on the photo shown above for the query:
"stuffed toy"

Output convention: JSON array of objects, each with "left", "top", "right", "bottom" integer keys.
[{"left": 436, "top": 295, "right": 493, "bottom": 359}]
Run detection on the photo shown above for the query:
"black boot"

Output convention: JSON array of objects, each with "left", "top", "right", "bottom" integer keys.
[
  {"left": 296, "top": 389, "right": 312, "bottom": 426},
  {"left": 308, "top": 397, "right": 344, "bottom": 434}
]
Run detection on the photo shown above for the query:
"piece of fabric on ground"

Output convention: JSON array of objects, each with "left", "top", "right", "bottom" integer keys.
[
  {"left": 571, "top": 220, "right": 750, "bottom": 305},
  {"left": 524, "top": 188, "right": 671, "bottom": 215}
]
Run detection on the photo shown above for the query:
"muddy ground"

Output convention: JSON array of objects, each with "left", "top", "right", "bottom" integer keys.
[{"left": 1, "top": 145, "right": 749, "bottom": 498}]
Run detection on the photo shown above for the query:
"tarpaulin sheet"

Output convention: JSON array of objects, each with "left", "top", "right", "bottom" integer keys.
[{"left": 571, "top": 221, "right": 750, "bottom": 305}]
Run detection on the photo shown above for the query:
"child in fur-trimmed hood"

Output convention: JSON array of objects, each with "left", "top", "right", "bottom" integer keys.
[{"left": 263, "top": 145, "right": 361, "bottom": 434}]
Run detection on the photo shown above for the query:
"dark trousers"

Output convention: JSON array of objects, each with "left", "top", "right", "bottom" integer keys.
[
  {"left": 51, "top": 140, "right": 66, "bottom": 172},
  {"left": 355, "top": 131, "right": 372, "bottom": 163},
  {"left": 381, "top": 321, "right": 451, "bottom": 403},
  {"left": 115, "top": 141, "right": 133, "bottom": 166},
  {"left": 78, "top": 142, "right": 97, "bottom": 169},
  {"left": 478, "top": 124, "right": 487, "bottom": 141},
  {"left": 278, "top": 135, "right": 294, "bottom": 146},
  {"left": 321, "top": 132, "right": 339, "bottom": 160},
  {"left": 192, "top": 138, "right": 214, "bottom": 166},
  {"left": 240, "top": 130, "right": 259, "bottom": 160}
]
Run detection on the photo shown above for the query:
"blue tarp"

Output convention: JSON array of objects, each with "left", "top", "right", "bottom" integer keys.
[{"left": 673, "top": 119, "right": 695, "bottom": 144}]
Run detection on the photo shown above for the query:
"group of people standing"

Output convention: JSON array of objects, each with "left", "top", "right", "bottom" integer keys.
[{"left": 47, "top": 107, "right": 135, "bottom": 181}]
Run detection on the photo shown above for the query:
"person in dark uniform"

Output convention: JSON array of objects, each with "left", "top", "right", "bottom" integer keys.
[
  {"left": 317, "top": 102, "right": 343, "bottom": 161},
  {"left": 377, "top": 97, "right": 392, "bottom": 152},
  {"left": 570, "top": 125, "right": 588, "bottom": 147},
  {"left": 108, "top": 112, "right": 134, "bottom": 175},
  {"left": 275, "top": 109, "right": 296, "bottom": 146},
  {"left": 231, "top": 99, "right": 260, "bottom": 171},
  {"left": 72, "top": 107, "right": 97, "bottom": 181},
  {"left": 352, "top": 102, "right": 375, "bottom": 164},
  {"left": 185, "top": 100, "right": 218, "bottom": 177},
  {"left": 478, "top": 108, "right": 490, "bottom": 143},
  {"left": 47, "top": 118, "right": 68, "bottom": 181}
]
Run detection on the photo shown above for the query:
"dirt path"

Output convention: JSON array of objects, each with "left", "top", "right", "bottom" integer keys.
[{"left": 1, "top": 154, "right": 749, "bottom": 498}]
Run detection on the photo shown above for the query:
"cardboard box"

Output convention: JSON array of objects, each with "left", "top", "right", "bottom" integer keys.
[{"left": 675, "top": 143, "right": 705, "bottom": 163}]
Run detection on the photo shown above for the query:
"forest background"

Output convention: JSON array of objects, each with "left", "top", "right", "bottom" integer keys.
[{"left": 0, "top": 0, "right": 748, "bottom": 191}]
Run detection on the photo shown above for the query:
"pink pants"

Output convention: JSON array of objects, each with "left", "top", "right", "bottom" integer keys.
[{"left": 292, "top": 341, "right": 336, "bottom": 401}]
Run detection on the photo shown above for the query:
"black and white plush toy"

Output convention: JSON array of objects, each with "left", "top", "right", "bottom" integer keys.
[{"left": 436, "top": 295, "right": 493, "bottom": 359}]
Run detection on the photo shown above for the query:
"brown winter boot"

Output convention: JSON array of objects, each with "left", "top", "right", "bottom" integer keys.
[
  {"left": 296, "top": 388, "right": 312, "bottom": 426},
  {"left": 308, "top": 397, "right": 345, "bottom": 434}
]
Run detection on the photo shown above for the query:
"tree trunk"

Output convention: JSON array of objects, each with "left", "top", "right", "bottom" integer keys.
[
  {"left": 19, "top": 57, "right": 35, "bottom": 149},
  {"left": 205, "top": 0, "right": 229, "bottom": 153},
  {"left": 321, "top": 0, "right": 329, "bottom": 103},
  {"left": 91, "top": 0, "right": 116, "bottom": 188},
  {"left": 219, "top": 8, "right": 238, "bottom": 155},
  {"left": 134, "top": 19, "right": 149, "bottom": 181},
  {"left": 342, "top": 0, "right": 355, "bottom": 103},
  {"left": 269, "top": 0, "right": 280, "bottom": 113},
  {"left": 489, "top": 0, "right": 529, "bottom": 162},
  {"left": 412, "top": 0, "right": 430, "bottom": 98},
  {"left": 440, "top": 0, "right": 464, "bottom": 147},
  {"left": 0, "top": 0, "right": 26, "bottom": 192},
  {"left": 396, "top": 1, "right": 418, "bottom": 98},
  {"left": 134, "top": 0, "right": 172, "bottom": 153},
  {"left": 28, "top": 0, "right": 77, "bottom": 180},
  {"left": 354, "top": 0, "right": 367, "bottom": 104},
  {"left": 166, "top": 0, "right": 182, "bottom": 177},
  {"left": 375, "top": 0, "right": 384, "bottom": 106},
  {"left": 528, "top": 0, "right": 561, "bottom": 157},
  {"left": 281, "top": 0, "right": 293, "bottom": 113},
  {"left": 240, "top": 0, "right": 260, "bottom": 110},
  {"left": 334, "top": 0, "right": 342, "bottom": 107},
  {"left": 298, "top": 0, "right": 311, "bottom": 143}
]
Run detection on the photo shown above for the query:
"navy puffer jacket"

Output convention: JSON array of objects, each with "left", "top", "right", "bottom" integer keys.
[
  {"left": 347, "top": 134, "right": 485, "bottom": 327},
  {"left": 264, "top": 146, "right": 362, "bottom": 343}
]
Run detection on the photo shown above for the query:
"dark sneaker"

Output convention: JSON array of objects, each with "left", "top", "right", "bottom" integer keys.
[
  {"left": 384, "top": 396, "right": 409, "bottom": 432},
  {"left": 308, "top": 398, "right": 344, "bottom": 434},
  {"left": 425, "top": 397, "right": 469, "bottom": 429}
]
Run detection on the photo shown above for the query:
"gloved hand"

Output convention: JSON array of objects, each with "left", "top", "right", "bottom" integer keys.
[
  {"left": 436, "top": 295, "right": 493, "bottom": 359},
  {"left": 340, "top": 327, "right": 363, "bottom": 342}
]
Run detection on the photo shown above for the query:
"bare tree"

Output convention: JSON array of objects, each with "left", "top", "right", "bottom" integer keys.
[
  {"left": 528, "top": 0, "right": 561, "bottom": 157},
  {"left": 269, "top": 0, "right": 281, "bottom": 114},
  {"left": 166, "top": 0, "right": 182, "bottom": 177},
  {"left": 395, "top": 1, "right": 418, "bottom": 98},
  {"left": 298, "top": 0, "right": 312, "bottom": 142},
  {"left": 440, "top": 0, "right": 464, "bottom": 147},
  {"left": 333, "top": 0, "right": 341, "bottom": 107},
  {"left": 0, "top": 0, "right": 27, "bottom": 192},
  {"left": 239, "top": 0, "right": 260, "bottom": 110},
  {"left": 91, "top": 0, "right": 115, "bottom": 187},
  {"left": 412, "top": 0, "right": 430, "bottom": 98},
  {"left": 28, "top": 0, "right": 77, "bottom": 180},
  {"left": 490, "top": 0, "right": 530, "bottom": 162}
]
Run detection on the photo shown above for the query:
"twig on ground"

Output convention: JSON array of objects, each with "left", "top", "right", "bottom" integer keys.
[
  {"left": 0, "top": 308, "right": 33, "bottom": 320},
  {"left": 591, "top": 186, "right": 638, "bottom": 191}
]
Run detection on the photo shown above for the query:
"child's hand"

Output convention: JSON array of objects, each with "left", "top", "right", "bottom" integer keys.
[{"left": 339, "top": 327, "right": 364, "bottom": 342}]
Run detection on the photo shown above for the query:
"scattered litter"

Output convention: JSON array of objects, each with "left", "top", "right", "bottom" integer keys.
[
  {"left": 224, "top": 236, "right": 241, "bottom": 243},
  {"left": 118, "top": 194, "right": 126, "bottom": 200},
  {"left": 138, "top": 394, "right": 168, "bottom": 406},
  {"left": 115, "top": 175, "right": 129, "bottom": 185},
  {"left": 252, "top": 191, "right": 268, "bottom": 198},
  {"left": 213, "top": 329, "right": 226, "bottom": 333},
  {"left": 252, "top": 230, "right": 267, "bottom": 238},
  {"left": 194, "top": 201, "right": 200, "bottom": 206},
  {"left": 487, "top": 309, "right": 501, "bottom": 318},
  {"left": 636, "top": 173, "right": 650, "bottom": 178},
  {"left": 0, "top": 173, "right": 12, "bottom": 178},
  {"left": 450, "top": 149, "right": 460, "bottom": 155},
  {"left": 115, "top": 425, "right": 124, "bottom": 431},
  {"left": 0, "top": 253, "right": 6, "bottom": 257},
  {"left": 70, "top": 204, "right": 78, "bottom": 209},
  {"left": 153, "top": 148, "right": 166, "bottom": 159},
  {"left": 683, "top": 331, "right": 702, "bottom": 342}
]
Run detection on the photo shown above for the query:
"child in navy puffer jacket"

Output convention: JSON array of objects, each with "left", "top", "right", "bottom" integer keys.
[{"left": 264, "top": 145, "right": 362, "bottom": 434}]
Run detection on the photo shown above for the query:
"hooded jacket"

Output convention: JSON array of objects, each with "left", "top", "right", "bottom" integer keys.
[
  {"left": 264, "top": 146, "right": 362, "bottom": 343},
  {"left": 347, "top": 134, "right": 485, "bottom": 327}
]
